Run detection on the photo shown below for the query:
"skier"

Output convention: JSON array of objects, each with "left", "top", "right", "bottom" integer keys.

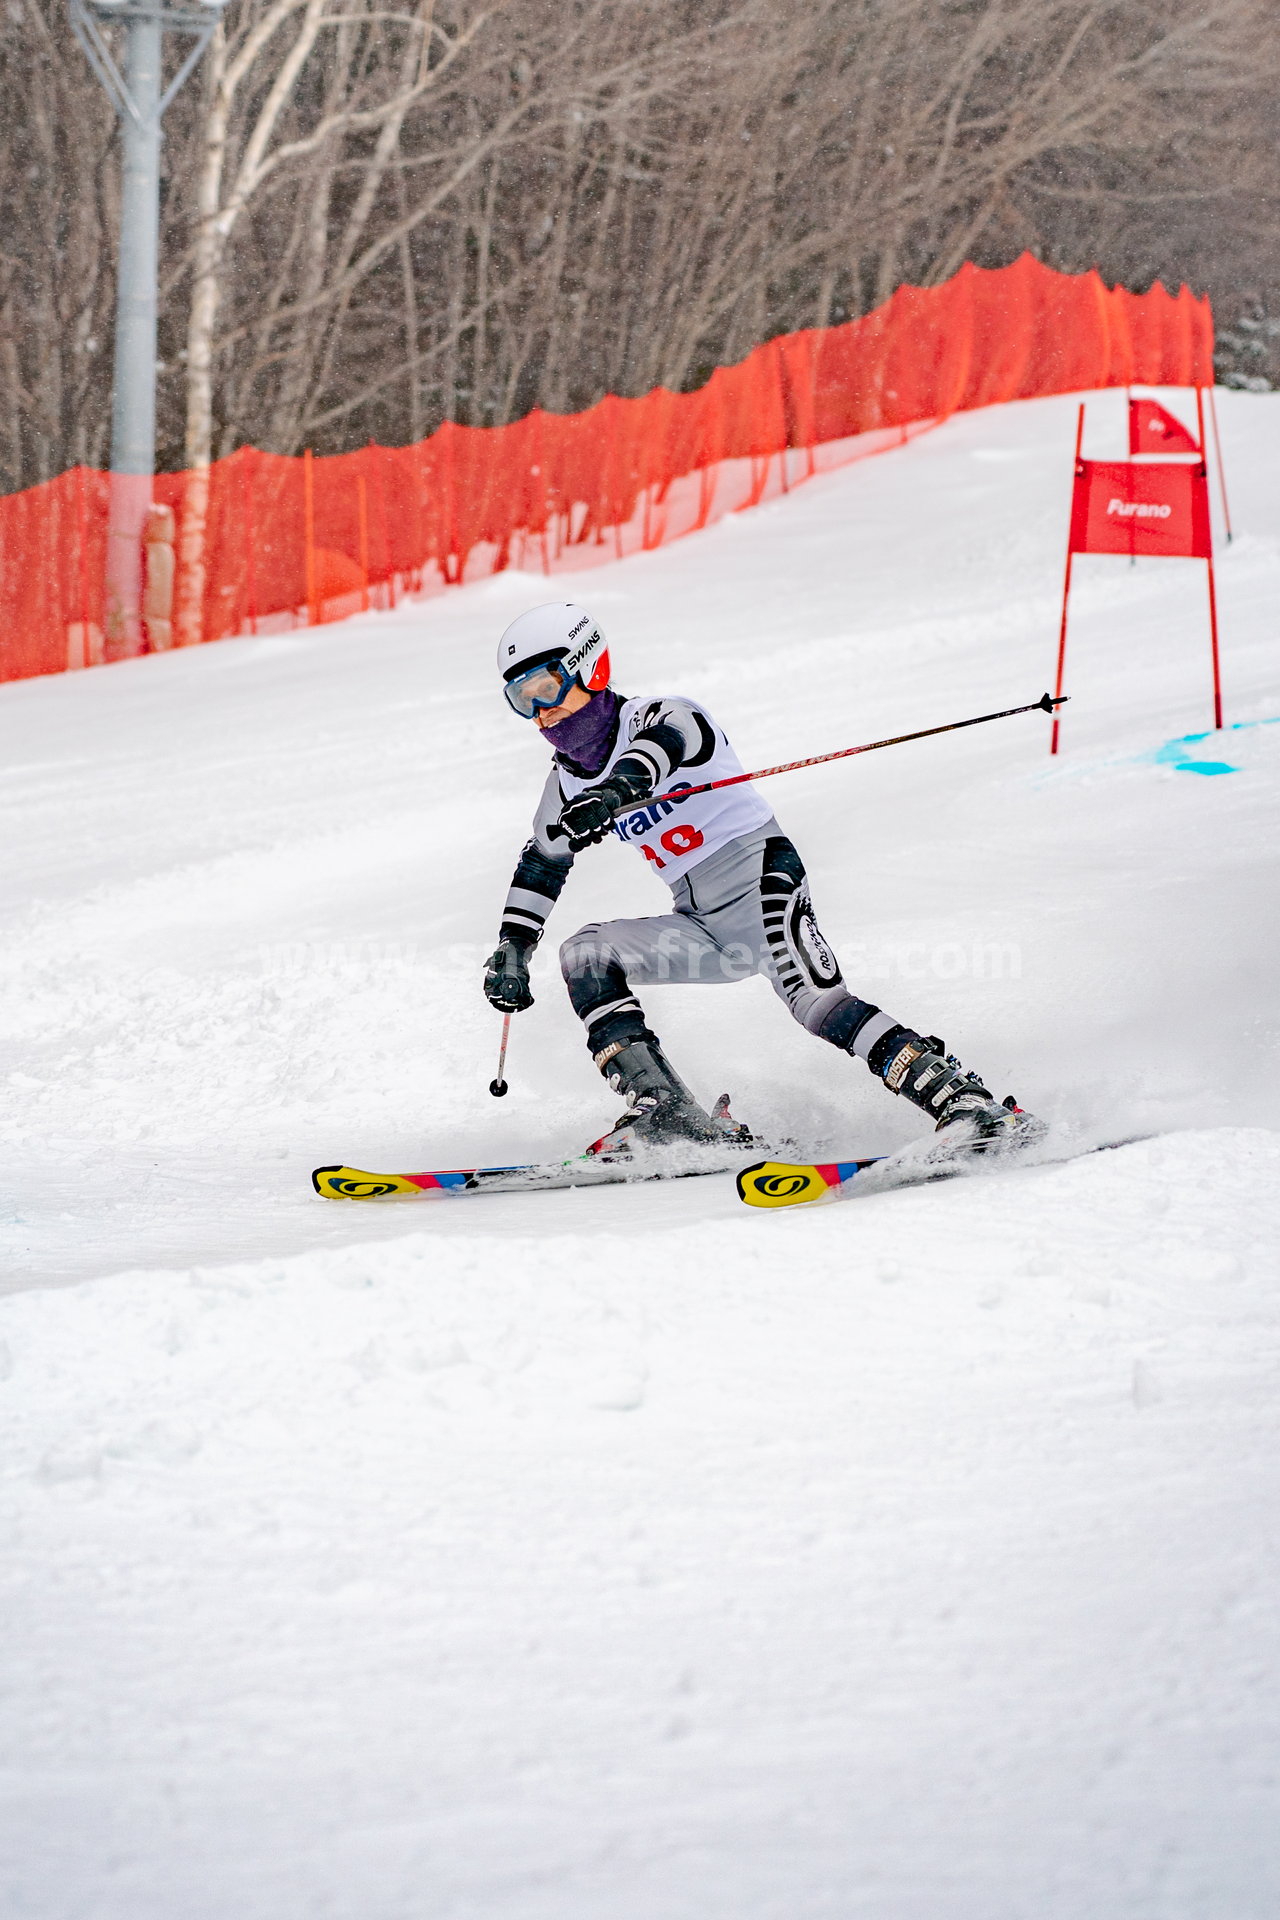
[{"left": 483, "top": 602, "right": 1034, "bottom": 1155}]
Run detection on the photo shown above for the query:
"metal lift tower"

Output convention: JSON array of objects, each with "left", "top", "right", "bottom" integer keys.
[{"left": 71, "top": 0, "right": 224, "bottom": 654}]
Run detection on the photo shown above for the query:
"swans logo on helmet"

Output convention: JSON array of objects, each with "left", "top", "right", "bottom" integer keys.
[{"left": 564, "top": 625, "right": 608, "bottom": 687}]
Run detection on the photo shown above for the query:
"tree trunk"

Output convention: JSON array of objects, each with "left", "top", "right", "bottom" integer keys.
[{"left": 175, "top": 21, "right": 229, "bottom": 647}]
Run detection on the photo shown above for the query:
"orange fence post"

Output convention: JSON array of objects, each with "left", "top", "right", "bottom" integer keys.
[
  {"left": 379, "top": 450, "right": 398, "bottom": 606},
  {"left": 803, "top": 332, "right": 818, "bottom": 478},
  {"left": 357, "top": 472, "right": 370, "bottom": 613},
  {"left": 243, "top": 450, "right": 259, "bottom": 635},
  {"left": 303, "top": 447, "right": 318, "bottom": 625},
  {"left": 76, "top": 465, "right": 90, "bottom": 637}
]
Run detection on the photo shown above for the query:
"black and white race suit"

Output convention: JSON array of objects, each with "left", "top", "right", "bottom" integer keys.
[{"left": 498, "top": 693, "right": 901, "bottom": 1066}]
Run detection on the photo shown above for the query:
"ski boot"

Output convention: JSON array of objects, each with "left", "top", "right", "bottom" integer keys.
[
  {"left": 871, "top": 1030, "right": 1043, "bottom": 1150},
  {"left": 588, "top": 1039, "right": 752, "bottom": 1158}
]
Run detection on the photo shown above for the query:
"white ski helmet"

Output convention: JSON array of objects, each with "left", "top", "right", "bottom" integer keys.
[{"left": 496, "top": 602, "right": 610, "bottom": 696}]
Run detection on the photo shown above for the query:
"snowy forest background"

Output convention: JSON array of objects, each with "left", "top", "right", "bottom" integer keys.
[{"left": 3, "top": 0, "right": 1279, "bottom": 495}]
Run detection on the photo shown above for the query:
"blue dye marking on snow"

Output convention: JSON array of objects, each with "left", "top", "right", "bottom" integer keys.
[
  {"left": 1037, "top": 716, "right": 1280, "bottom": 790},
  {"left": 1148, "top": 716, "right": 1280, "bottom": 776}
]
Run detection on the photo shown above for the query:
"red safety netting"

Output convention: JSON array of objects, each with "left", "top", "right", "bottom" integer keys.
[{"left": 0, "top": 253, "right": 1214, "bottom": 684}]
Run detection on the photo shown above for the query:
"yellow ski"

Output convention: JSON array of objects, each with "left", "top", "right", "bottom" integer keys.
[{"left": 735, "top": 1158, "right": 882, "bottom": 1208}]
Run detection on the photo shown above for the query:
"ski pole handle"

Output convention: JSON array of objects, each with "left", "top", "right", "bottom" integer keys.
[
  {"left": 489, "top": 1013, "right": 510, "bottom": 1098},
  {"left": 546, "top": 692, "right": 1068, "bottom": 840}
]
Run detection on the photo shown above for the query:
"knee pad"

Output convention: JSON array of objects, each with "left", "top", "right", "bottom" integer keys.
[
  {"left": 560, "top": 924, "right": 625, "bottom": 998},
  {"left": 560, "top": 922, "right": 604, "bottom": 981},
  {"left": 560, "top": 923, "right": 649, "bottom": 1052},
  {"left": 760, "top": 836, "right": 806, "bottom": 893}
]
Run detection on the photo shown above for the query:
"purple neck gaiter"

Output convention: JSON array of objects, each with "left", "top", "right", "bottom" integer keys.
[{"left": 542, "top": 688, "right": 621, "bottom": 776}]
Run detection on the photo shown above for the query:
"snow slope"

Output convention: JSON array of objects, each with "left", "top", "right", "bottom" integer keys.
[{"left": 1, "top": 388, "right": 1278, "bottom": 1918}]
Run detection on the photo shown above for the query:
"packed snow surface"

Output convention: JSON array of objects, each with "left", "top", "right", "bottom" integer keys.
[{"left": 1, "top": 388, "right": 1278, "bottom": 1918}]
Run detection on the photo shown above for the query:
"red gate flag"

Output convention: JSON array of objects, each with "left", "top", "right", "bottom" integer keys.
[
  {"left": 1069, "top": 457, "right": 1212, "bottom": 558},
  {"left": 1128, "top": 397, "right": 1200, "bottom": 456},
  {"left": 1050, "top": 403, "right": 1222, "bottom": 752}
]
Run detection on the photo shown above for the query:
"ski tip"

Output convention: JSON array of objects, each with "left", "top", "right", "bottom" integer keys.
[
  {"left": 312, "top": 1164, "right": 431, "bottom": 1200},
  {"left": 736, "top": 1157, "right": 882, "bottom": 1209},
  {"left": 736, "top": 1160, "right": 837, "bottom": 1209}
]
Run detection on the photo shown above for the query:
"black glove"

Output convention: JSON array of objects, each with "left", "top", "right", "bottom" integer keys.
[
  {"left": 483, "top": 936, "right": 534, "bottom": 1013},
  {"left": 556, "top": 765, "right": 651, "bottom": 853},
  {"left": 557, "top": 784, "right": 621, "bottom": 852}
]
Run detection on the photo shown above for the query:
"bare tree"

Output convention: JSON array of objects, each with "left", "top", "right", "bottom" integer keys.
[
  {"left": 0, "top": 0, "right": 118, "bottom": 487},
  {"left": 171, "top": 0, "right": 488, "bottom": 640}
]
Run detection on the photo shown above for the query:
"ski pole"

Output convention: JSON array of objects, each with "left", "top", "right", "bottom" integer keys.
[
  {"left": 489, "top": 1013, "right": 511, "bottom": 1098},
  {"left": 547, "top": 691, "right": 1067, "bottom": 838}
]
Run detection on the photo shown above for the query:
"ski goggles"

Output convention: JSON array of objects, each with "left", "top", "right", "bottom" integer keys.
[{"left": 503, "top": 654, "right": 577, "bottom": 719}]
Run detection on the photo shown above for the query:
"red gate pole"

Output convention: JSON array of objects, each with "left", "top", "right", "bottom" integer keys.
[
  {"left": 1193, "top": 389, "right": 1225, "bottom": 728},
  {"left": 1206, "top": 549, "right": 1224, "bottom": 732},
  {"left": 1202, "top": 386, "right": 1234, "bottom": 543},
  {"left": 1049, "top": 554, "right": 1074, "bottom": 757},
  {"left": 1050, "top": 403, "right": 1086, "bottom": 756}
]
